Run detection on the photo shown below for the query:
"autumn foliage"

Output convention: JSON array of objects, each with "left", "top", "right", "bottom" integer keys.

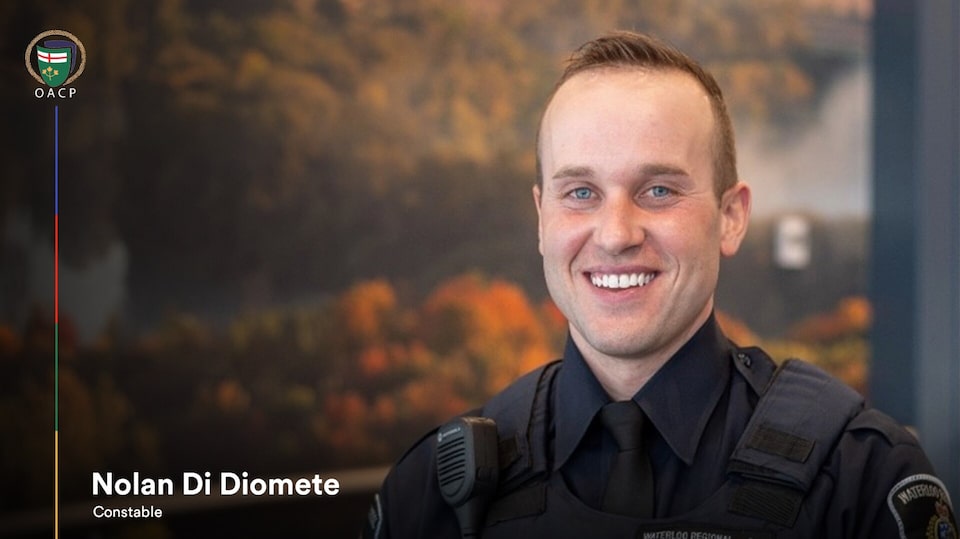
[{"left": 0, "top": 273, "right": 568, "bottom": 511}]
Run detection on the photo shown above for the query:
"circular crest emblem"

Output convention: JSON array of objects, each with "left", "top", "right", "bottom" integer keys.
[{"left": 25, "top": 30, "right": 87, "bottom": 87}]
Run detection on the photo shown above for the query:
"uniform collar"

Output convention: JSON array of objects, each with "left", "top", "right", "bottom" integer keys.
[{"left": 553, "top": 313, "right": 732, "bottom": 469}]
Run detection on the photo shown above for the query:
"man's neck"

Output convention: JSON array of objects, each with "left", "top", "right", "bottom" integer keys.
[{"left": 571, "top": 311, "right": 713, "bottom": 401}]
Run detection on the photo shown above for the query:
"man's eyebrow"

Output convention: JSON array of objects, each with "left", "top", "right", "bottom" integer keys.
[
  {"left": 551, "top": 165, "right": 595, "bottom": 180},
  {"left": 551, "top": 163, "right": 689, "bottom": 180},
  {"left": 638, "top": 163, "right": 689, "bottom": 177}
]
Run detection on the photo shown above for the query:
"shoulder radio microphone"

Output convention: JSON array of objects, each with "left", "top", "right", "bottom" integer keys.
[{"left": 435, "top": 416, "right": 500, "bottom": 539}]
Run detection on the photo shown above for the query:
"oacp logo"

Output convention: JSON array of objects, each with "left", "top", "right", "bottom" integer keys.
[{"left": 25, "top": 30, "right": 86, "bottom": 98}]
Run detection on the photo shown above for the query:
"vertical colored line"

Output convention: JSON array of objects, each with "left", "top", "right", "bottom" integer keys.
[{"left": 54, "top": 105, "right": 60, "bottom": 539}]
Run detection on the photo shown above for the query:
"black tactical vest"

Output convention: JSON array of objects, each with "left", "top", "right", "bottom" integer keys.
[{"left": 462, "top": 349, "right": 865, "bottom": 539}]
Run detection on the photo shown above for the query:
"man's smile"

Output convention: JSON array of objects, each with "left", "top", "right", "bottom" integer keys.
[{"left": 588, "top": 271, "right": 657, "bottom": 290}]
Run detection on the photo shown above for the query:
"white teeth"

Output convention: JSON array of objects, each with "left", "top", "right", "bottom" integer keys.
[{"left": 590, "top": 272, "right": 655, "bottom": 289}]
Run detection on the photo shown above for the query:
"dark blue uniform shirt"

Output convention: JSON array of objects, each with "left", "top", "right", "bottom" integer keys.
[
  {"left": 366, "top": 315, "right": 955, "bottom": 538},
  {"left": 557, "top": 314, "right": 750, "bottom": 515}
]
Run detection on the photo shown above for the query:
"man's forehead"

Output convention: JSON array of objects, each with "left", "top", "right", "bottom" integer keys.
[
  {"left": 537, "top": 67, "right": 717, "bottom": 178},
  {"left": 541, "top": 69, "right": 713, "bottom": 145},
  {"left": 548, "top": 67, "right": 708, "bottom": 111},
  {"left": 540, "top": 68, "right": 712, "bottom": 146}
]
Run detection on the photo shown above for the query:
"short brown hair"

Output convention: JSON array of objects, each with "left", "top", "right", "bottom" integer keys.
[{"left": 537, "top": 31, "right": 737, "bottom": 198}]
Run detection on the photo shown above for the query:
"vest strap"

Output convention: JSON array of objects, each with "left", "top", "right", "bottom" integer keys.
[
  {"left": 481, "top": 360, "right": 562, "bottom": 492},
  {"left": 727, "top": 358, "right": 864, "bottom": 526}
]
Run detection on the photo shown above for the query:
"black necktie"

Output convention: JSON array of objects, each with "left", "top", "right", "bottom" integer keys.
[{"left": 600, "top": 400, "right": 655, "bottom": 518}]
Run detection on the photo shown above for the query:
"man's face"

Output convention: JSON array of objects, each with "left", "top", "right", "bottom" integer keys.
[{"left": 535, "top": 68, "right": 750, "bottom": 365}]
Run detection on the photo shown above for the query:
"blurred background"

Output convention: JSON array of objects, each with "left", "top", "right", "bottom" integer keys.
[{"left": 1, "top": 0, "right": 957, "bottom": 537}]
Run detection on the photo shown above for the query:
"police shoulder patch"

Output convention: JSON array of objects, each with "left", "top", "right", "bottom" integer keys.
[{"left": 887, "top": 474, "right": 957, "bottom": 539}]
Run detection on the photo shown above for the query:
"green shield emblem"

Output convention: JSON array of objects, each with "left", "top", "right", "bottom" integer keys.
[{"left": 36, "top": 45, "right": 71, "bottom": 87}]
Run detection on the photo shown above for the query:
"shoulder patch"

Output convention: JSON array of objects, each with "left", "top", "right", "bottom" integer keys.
[{"left": 887, "top": 474, "right": 957, "bottom": 539}]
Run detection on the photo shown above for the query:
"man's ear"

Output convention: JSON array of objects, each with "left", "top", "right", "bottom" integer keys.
[
  {"left": 719, "top": 181, "right": 751, "bottom": 257},
  {"left": 533, "top": 184, "right": 544, "bottom": 256}
]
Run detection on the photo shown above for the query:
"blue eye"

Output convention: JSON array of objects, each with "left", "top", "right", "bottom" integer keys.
[
  {"left": 571, "top": 187, "right": 593, "bottom": 199},
  {"left": 649, "top": 186, "right": 672, "bottom": 198}
]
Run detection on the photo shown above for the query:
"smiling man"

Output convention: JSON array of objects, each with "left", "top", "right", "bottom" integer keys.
[
  {"left": 535, "top": 64, "right": 749, "bottom": 403},
  {"left": 363, "top": 32, "right": 954, "bottom": 539}
]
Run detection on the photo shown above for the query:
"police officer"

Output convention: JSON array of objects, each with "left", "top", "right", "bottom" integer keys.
[{"left": 362, "top": 31, "right": 956, "bottom": 539}]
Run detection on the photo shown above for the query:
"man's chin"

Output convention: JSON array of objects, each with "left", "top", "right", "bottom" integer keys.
[{"left": 574, "top": 330, "right": 664, "bottom": 362}]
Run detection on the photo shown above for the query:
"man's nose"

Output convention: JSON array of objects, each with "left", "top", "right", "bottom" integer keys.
[{"left": 594, "top": 196, "right": 645, "bottom": 254}]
